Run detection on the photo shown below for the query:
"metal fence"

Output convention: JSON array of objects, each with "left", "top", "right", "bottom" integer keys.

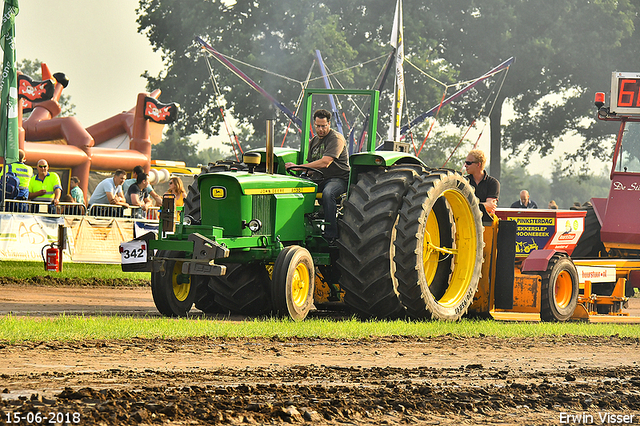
[{"left": 1, "top": 199, "right": 159, "bottom": 220}]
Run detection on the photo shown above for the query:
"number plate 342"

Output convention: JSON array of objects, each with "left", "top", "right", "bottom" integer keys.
[{"left": 120, "top": 240, "right": 148, "bottom": 264}]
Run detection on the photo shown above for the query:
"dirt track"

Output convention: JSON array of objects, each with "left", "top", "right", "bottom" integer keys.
[{"left": 1, "top": 285, "right": 640, "bottom": 425}]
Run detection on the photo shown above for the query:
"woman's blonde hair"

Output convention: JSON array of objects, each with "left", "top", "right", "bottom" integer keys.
[{"left": 169, "top": 176, "right": 186, "bottom": 197}]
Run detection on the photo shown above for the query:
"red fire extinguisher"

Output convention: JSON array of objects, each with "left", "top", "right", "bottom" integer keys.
[{"left": 42, "top": 243, "right": 60, "bottom": 272}]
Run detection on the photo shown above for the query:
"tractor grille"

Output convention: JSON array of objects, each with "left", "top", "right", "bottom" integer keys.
[{"left": 252, "top": 195, "right": 272, "bottom": 236}]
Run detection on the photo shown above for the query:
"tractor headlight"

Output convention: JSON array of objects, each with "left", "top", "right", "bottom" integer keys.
[{"left": 247, "top": 219, "right": 262, "bottom": 233}]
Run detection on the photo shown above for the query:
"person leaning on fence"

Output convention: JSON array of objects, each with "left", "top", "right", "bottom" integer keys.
[
  {"left": 88, "top": 169, "right": 129, "bottom": 216},
  {"left": 123, "top": 165, "right": 162, "bottom": 206},
  {"left": 69, "top": 176, "right": 85, "bottom": 205},
  {"left": 126, "top": 172, "right": 152, "bottom": 218},
  {"left": 28, "top": 159, "right": 62, "bottom": 214}
]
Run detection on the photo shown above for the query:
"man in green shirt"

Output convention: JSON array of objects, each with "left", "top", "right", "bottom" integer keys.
[{"left": 285, "top": 109, "right": 350, "bottom": 244}]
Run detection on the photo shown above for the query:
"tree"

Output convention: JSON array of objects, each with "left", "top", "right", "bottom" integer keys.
[
  {"left": 151, "top": 127, "right": 201, "bottom": 166},
  {"left": 427, "top": 0, "right": 637, "bottom": 179},
  {"left": 198, "top": 146, "right": 228, "bottom": 165},
  {"left": 498, "top": 161, "right": 610, "bottom": 209},
  {"left": 136, "top": 0, "right": 460, "bottom": 154},
  {"left": 137, "top": 0, "right": 637, "bottom": 179},
  {"left": 17, "top": 58, "right": 75, "bottom": 116}
]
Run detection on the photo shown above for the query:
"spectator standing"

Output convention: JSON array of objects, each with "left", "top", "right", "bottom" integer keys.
[
  {"left": 510, "top": 190, "right": 538, "bottom": 209},
  {"left": 88, "top": 169, "right": 129, "bottom": 207},
  {"left": 69, "top": 176, "right": 84, "bottom": 205},
  {"left": 28, "top": 159, "right": 62, "bottom": 213},
  {"left": 123, "top": 165, "right": 162, "bottom": 205},
  {"left": 1, "top": 149, "right": 32, "bottom": 200},
  {"left": 165, "top": 176, "right": 187, "bottom": 207},
  {"left": 464, "top": 149, "right": 499, "bottom": 222},
  {"left": 165, "top": 176, "right": 187, "bottom": 221},
  {"left": 548, "top": 200, "right": 558, "bottom": 209}
]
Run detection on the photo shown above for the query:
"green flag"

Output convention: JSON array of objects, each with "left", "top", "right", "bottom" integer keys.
[{"left": 0, "top": 0, "right": 19, "bottom": 165}]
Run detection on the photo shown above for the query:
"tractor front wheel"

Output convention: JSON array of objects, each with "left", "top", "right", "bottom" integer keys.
[
  {"left": 151, "top": 250, "right": 196, "bottom": 317},
  {"left": 271, "top": 246, "right": 315, "bottom": 321},
  {"left": 539, "top": 254, "right": 579, "bottom": 321}
]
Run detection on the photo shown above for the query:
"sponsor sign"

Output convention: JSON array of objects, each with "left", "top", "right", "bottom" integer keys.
[
  {"left": 507, "top": 215, "right": 585, "bottom": 256},
  {"left": 575, "top": 265, "right": 617, "bottom": 284}
]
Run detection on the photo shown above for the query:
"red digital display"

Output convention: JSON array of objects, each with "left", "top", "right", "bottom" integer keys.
[
  {"left": 611, "top": 72, "right": 640, "bottom": 114},
  {"left": 617, "top": 78, "right": 640, "bottom": 108}
]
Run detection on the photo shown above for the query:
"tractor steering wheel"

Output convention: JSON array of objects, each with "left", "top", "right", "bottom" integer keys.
[{"left": 286, "top": 165, "right": 324, "bottom": 182}]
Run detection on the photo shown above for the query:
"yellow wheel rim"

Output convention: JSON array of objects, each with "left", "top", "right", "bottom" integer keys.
[
  {"left": 291, "top": 262, "right": 310, "bottom": 307},
  {"left": 423, "top": 210, "right": 442, "bottom": 285},
  {"left": 555, "top": 270, "right": 573, "bottom": 308},
  {"left": 422, "top": 189, "right": 477, "bottom": 308},
  {"left": 172, "top": 261, "right": 191, "bottom": 302}
]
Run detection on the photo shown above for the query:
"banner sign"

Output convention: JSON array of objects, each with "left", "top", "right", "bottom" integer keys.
[
  {"left": 0, "top": 214, "right": 65, "bottom": 261},
  {"left": 504, "top": 214, "right": 585, "bottom": 257},
  {"left": 0, "top": 213, "right": 158, "bottom": 264}
]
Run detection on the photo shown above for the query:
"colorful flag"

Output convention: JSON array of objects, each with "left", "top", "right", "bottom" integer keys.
[
  {"left": 0, "top": 0, "right": 20, "bottom": 165},
  {"left": 389, "top": 0, "right": 404, "bottom": 142}
]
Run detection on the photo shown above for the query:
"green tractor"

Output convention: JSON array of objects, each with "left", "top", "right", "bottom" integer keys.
[{"left": 121, "top": 88, "right": 484, "bottom": 321}]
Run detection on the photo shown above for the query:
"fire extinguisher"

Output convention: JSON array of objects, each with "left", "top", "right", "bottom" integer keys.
[{"left": 41, "top": 243, "right": 60, "bottom": 272}]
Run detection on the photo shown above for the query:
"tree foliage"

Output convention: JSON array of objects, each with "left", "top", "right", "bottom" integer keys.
[
  {"left": 137, "top": 0, "right": 638, "bottom": 178},
  {"left": 136, "top": 0, "right": 462, "bottom": 154},
  {"left": 427, "top": 0, "right": 637, "bottom": 178},
  {"left": 499, "top": 161, "right": 610, "bottom": 209},
  {"left": 151, "top": 127, "right": 201, "bottom": 165}
]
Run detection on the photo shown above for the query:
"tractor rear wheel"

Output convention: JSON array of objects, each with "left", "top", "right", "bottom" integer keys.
[
  {"left": 151, "top": 250, "right": 196, "bottom": 317},
  {"left": 538, "top": 254, "right": 579, "bottom": 321},
  {"left": 394, "top": 170, "right": 483, "bottom": 320},
  {"left": 194, "top": 280, "right": 225, "bottom": 314},
  {"left": 206, "top": 263, "right": 272, "bottom": 316},
  {"left": 271, "top": 246, "right": 315, "bottom": 321},
  {"left": 337, "top": 165, "right": 423, "bottom": 319}
]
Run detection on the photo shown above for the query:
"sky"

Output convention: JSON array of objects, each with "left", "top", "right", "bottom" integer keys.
[
  {"left": 13, "top": 0, "right": 608, "bottom": 180},
  {"left": 15, "top": 0, "right": 164, "bottom": 131}
]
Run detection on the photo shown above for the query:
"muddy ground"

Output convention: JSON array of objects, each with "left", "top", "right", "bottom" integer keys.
[{"left": 1, "top": 284, "right": 640, "bottom": 425}]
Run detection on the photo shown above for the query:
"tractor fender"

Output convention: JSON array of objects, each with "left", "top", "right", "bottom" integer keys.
[{"left": 521, "top": 249, "right": 569, "bottom": 273}]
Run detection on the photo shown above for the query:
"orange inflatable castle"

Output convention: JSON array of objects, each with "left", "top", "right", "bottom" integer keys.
[{"left": 16, "top": 63, "right": 178, "bottom": 203}]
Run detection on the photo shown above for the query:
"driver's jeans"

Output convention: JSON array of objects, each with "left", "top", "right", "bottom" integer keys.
[{"left": 318, "top": 177, "right": 347, "bottom": 239}]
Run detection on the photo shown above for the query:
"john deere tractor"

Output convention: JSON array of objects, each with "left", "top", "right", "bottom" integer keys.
[{"left": 121, "top": 88, "right": 484, "bottom": 321}]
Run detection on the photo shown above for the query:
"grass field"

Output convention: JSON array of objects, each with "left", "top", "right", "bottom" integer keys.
[
  {"left": 0, "top": 314, "right": 639, "bottom": 343},
  {"left": 0, "top": 261, "right": 150, "bottom": 284},
  {"left": 0, "top": 262, "right": 638, "bottom": 343}
]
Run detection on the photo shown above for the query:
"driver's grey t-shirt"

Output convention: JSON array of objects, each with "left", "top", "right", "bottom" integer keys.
[{"left": 307, "top": 129, "right": 350, "bottom": 180}]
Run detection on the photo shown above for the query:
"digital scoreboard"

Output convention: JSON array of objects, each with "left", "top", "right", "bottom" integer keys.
[{"left": 610, "top": 72, "right": 640, "bottom": 115}]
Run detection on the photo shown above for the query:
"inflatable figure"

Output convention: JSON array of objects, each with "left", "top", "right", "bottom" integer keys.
[{"left": 16, "top": 63, "right": 178, "bottom": 203}]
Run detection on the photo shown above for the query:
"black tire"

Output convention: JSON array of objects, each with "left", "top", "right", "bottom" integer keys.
[
  {"left": 572, "top": 204, "right": 604, "bottom": 258},
  {"left": 207, "top": 263, "right": 272, "bottom": 315},
  {"left": 271, "top": 246, "right": 315, "bottom": 321},
  {"left": 537, "top": 254, "right": 579, "bottom": 321},
  {"left": 151, "top": 250, "right": 196, "bottom": 317},
  {"left": 394, "top": 170, "right": 483, "bottom": 320},
  {"left": 336, "top": 165, "right": 423, "bottom": 319},
  {"left": 194, "top": 279, "right": 225, "bottom": 314}
]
